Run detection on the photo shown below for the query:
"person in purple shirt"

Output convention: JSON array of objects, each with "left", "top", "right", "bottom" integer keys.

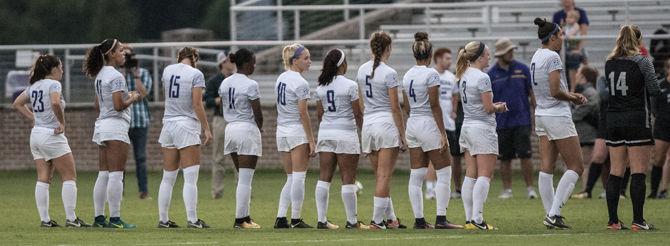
[
  {"left": 553, "top": 0, "right": 589, "bottom": 34},
  {"left": 554, "top": 0, "right": 590, "bottom": 90},
  {"left": 488, "top": 38, "right": 538, "bottom": 199}
]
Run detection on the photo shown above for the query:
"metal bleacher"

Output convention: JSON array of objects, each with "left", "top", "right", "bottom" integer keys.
[
  {"left": 2, "top": 0, "right": 670, "bottom": 105},
  {"left": 376, "top": 0, "right": 670, "bottom": 75}
]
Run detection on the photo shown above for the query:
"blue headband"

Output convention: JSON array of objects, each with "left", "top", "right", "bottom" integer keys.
[
  {"left": 541, "top": 23, "right": 560, "bottom": 43},
  {"left": 291, "top": 45, "right": 305, "bottom": 64}
]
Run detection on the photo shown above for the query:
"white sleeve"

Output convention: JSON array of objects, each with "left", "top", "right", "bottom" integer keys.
[
  {"left": 349, "top": 84, "right": 360, "bottom": 101},
  {"left": 192, "top": 71, "right": 206, "bottom": 88},
  {"left": 248, "top": 82, "right": 260, "bottom": 101},
  {"left": 477, "top": 76, "right": 492, "bottom": 93},
  {"left": 385, "top": 71, "right": 399, "bottom": 88},
  {"left": 547, "top": 54, "right": 563, "bottom": 73},
  {"left": 110, "top": 76, "right": 126, "bottom": 93},
  {"left": 295, "top": 81, "right": 311, "bottom": 100}
]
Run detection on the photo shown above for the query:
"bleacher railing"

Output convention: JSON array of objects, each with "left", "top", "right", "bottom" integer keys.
[
  {"left": 230, "top": 0, "right": 669, "bottom": 41},
  {"left": 2, "top": 33, "right": 670, "bottom": 106}
]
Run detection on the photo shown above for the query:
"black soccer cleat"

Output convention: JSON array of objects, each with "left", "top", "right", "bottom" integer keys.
[
  {"left": 413, "top": 218, "right": 434, "bottom": 229},
  {"left": 274, "top": 217, "right": 290, "bottom": 229},
  {"left": 66, "top": 217, "right": 91, "bottom": 227},
  {"left": 40, "top": 220, "right": 60, "bottom": 227},
  {"left": 290, "top": 218, "right": 313, "bottom": 228},
  {"left": 158, "top": 220, "right": 179, "bottom": 228},
  {"left": 187, "top": 219, "right": 210, "bottom": 229},
  {"left": 544, "top": 215, "right": 570, "bottom": 229}
]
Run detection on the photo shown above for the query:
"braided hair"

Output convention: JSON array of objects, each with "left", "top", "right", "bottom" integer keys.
[
  {"left": 177, "top": 47, "right": 200, "bottom": 66},
  {"left": 369, "top": 31, "right": 392, "bottom": 79}
]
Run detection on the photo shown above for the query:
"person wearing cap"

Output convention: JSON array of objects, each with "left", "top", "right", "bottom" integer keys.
[
  {"left": 205, "top": 51, "right": 237, "bottom": 199},
  {"left": 487, "top": 38, "right": 538, "bottom": 200},
  {"left": 123, "top": 47, "right": 153, "bottom": 200}
]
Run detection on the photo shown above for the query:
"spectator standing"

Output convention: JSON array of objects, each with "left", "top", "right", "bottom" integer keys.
[
  {"left": 488, "top": 38, "right": 538, "bottom": 199},
  {"left": 553, "top": 0, "right": 589, "bottom": 91},
  {"left": 123, "top": 49, "right": 153, "bottom": 199},
  {"left": 570, "top": 65, "right": 601, "bottom": 196},
  {"left": 205, "top": 51, "right": 237, "bottom": 199}
]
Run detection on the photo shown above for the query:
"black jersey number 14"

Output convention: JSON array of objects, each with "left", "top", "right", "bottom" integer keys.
[{"left": 608, "top": 71, "right": 629, "bottom": 96}]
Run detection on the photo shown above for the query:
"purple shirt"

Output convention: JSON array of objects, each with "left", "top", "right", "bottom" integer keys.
[
  {"left": 553, "top": 7, "right": 589, "bottom": 26},
  {"left": 488, "top": 60, "right": 532, "bottom": 129}
]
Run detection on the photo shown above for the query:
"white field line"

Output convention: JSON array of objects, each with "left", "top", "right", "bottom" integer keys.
[{"left": 132, "top": 231, "right": 670, "bottom": 246}]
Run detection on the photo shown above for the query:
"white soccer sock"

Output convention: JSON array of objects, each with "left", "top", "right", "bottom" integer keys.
[
  {"left": 549, "top": 170, "right": 579, "bottom": 217},
  {"left": 373, "top": 196, "right": 389, "bottom": 224},
  {"left": 158, "top": 169, "right": 178, "bottom": 223},
  {"left": 107, "top": 171, "right": 124, "bottom": 218},
  {"left": 426, "top": 180, "right": 436, "bottom": 192},
  {"left": 384, "top": 197, "right": 397, "bottom": 221},
  {"left": 461, "top": 177, "right": 476, "bottom": 222},
  {"left": 315, "top": 180, "right": 331, "bottom": 223},
  {"left": 290, "top": 171, "right": 307, "bottom": 220},
  {"left": 341, "top": 184, "right": 358, "bottom": 224},
  {"left": 538, "top": 171, "right": 555, "bottom": 215},
  {"left": 276, "top": 174, "right": 292, "bottom": 218},
  {"left": 435, "top": 166, "right": 452, "bottom": 216},
  {"left": 93, "top": 171, "right": 109, "bottom": 217},
  {"left": 472, "top": 176, "right": 491, "bottom": 224},
  {"left": 409, "top": 168, "right": 427, "bottom": 219},
  {"left": 183, "top": 165, "right": 200, "bottom": 223},
  {"left": 35, "top": 181, "right": 50, "bottom": 222},
  {"left": 236, "top": 168, "right": 255, "bottom": 219},
  {"left": 62, "top": 180, "right": 77, "bottom": 221}
]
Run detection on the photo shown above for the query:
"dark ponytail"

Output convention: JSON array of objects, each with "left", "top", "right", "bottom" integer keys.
[
  {"left": 534, "top": 17, "right": 559, "bottom": 44},
  {"left": 369, "top": 31, "right": 392, "bottom": 79},
  {"left": 83, "top": 39, "right": 119, "bottom": 78},
  {"left": 228, "top": 48, "right": 254, "bottom": 70},
  {"left": 412, "top": 31, "right": 432, "bottom": 61},
  {"left": 318, "top": 49, "right": 345, "bottom": 86},
  {"left": 30, "top": 54, "right": 61, "bottom": 84}
]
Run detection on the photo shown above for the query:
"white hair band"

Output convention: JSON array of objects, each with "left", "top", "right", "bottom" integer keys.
[{"left": 336, "top": 49, "right": 346, "bottom": 67}]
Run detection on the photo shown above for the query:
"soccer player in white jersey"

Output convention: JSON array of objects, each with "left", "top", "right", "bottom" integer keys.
[
  {"left": 84, "top": 39, "right": 146, "bottom": 229},
  {"left": 273, "top": 43, "right": 316, "bottom": 229},
  {"left": 530, "top": 18, "right": 587, "bottom": 229},
  {"left": 456, "top": 41, "right": 508, "bottom": 230},
  {"left": 218, "top": 49, "right": 264, "bottom": 229},
  {"left": 156, "top": 47, "right": 212, "bottom": 229},
  {"left": 401, "top": 32, "right": 462, "bottom": 230},
  {"left": 313, "top": 49, "right": 369, "bottom": 230},
  {"left": 12, "top": 55, "right": 90, "bottom": 228},
  {"left": 425, "top": 48, "right": 462, "bottom": 200},
  {"left": 357, "top": 31, "right": 407, "bottom": 229}
]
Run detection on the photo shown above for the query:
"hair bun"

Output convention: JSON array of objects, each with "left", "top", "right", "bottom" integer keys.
[
  {"left": 534, "top": 17, "right": 546, "bottom": 27},
  {"left": 414, "top": 32, "right": 429, "bottom": 42},
  {"left": 228, "top": 52, "right": 237, "bottom": 63}
]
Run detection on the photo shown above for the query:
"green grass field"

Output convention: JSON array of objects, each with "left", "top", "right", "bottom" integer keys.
[{"left": 0, "top": 169, "right": 668, "bottom": 245}]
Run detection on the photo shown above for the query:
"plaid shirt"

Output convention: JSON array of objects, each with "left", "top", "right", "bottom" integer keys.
[{"left": 126, "top": 68, "right": 153, "bottom": 128}]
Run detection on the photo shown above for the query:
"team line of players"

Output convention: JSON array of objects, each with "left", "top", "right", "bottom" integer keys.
[{"left": 14, "top": 17, "right": 657, "bottom": 231}]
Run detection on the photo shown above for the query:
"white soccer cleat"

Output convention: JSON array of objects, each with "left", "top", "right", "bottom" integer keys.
[
  {"left": 355, "top": 181, "right": 364, "bottom": 195},
  {"left": 498, "top": 189, "right": 513, "bottom": 199}
]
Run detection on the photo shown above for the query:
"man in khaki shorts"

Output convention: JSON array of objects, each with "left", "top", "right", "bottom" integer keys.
[{"left": 205, "top": 51, "right": 237, "bottom": 199}]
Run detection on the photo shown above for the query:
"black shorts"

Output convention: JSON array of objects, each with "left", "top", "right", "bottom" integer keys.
[
  {"left": 447, "top": 126, "right": 463, "bottom": 157},
  {"left": 605, "top": 127, "right": 654, "bottom": 147},
  {"left": 496, "top": 126, "right": 532, "bottom": 160},
  {"left": 654, "top": 119, "right": 670, "bottom": 142}
]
